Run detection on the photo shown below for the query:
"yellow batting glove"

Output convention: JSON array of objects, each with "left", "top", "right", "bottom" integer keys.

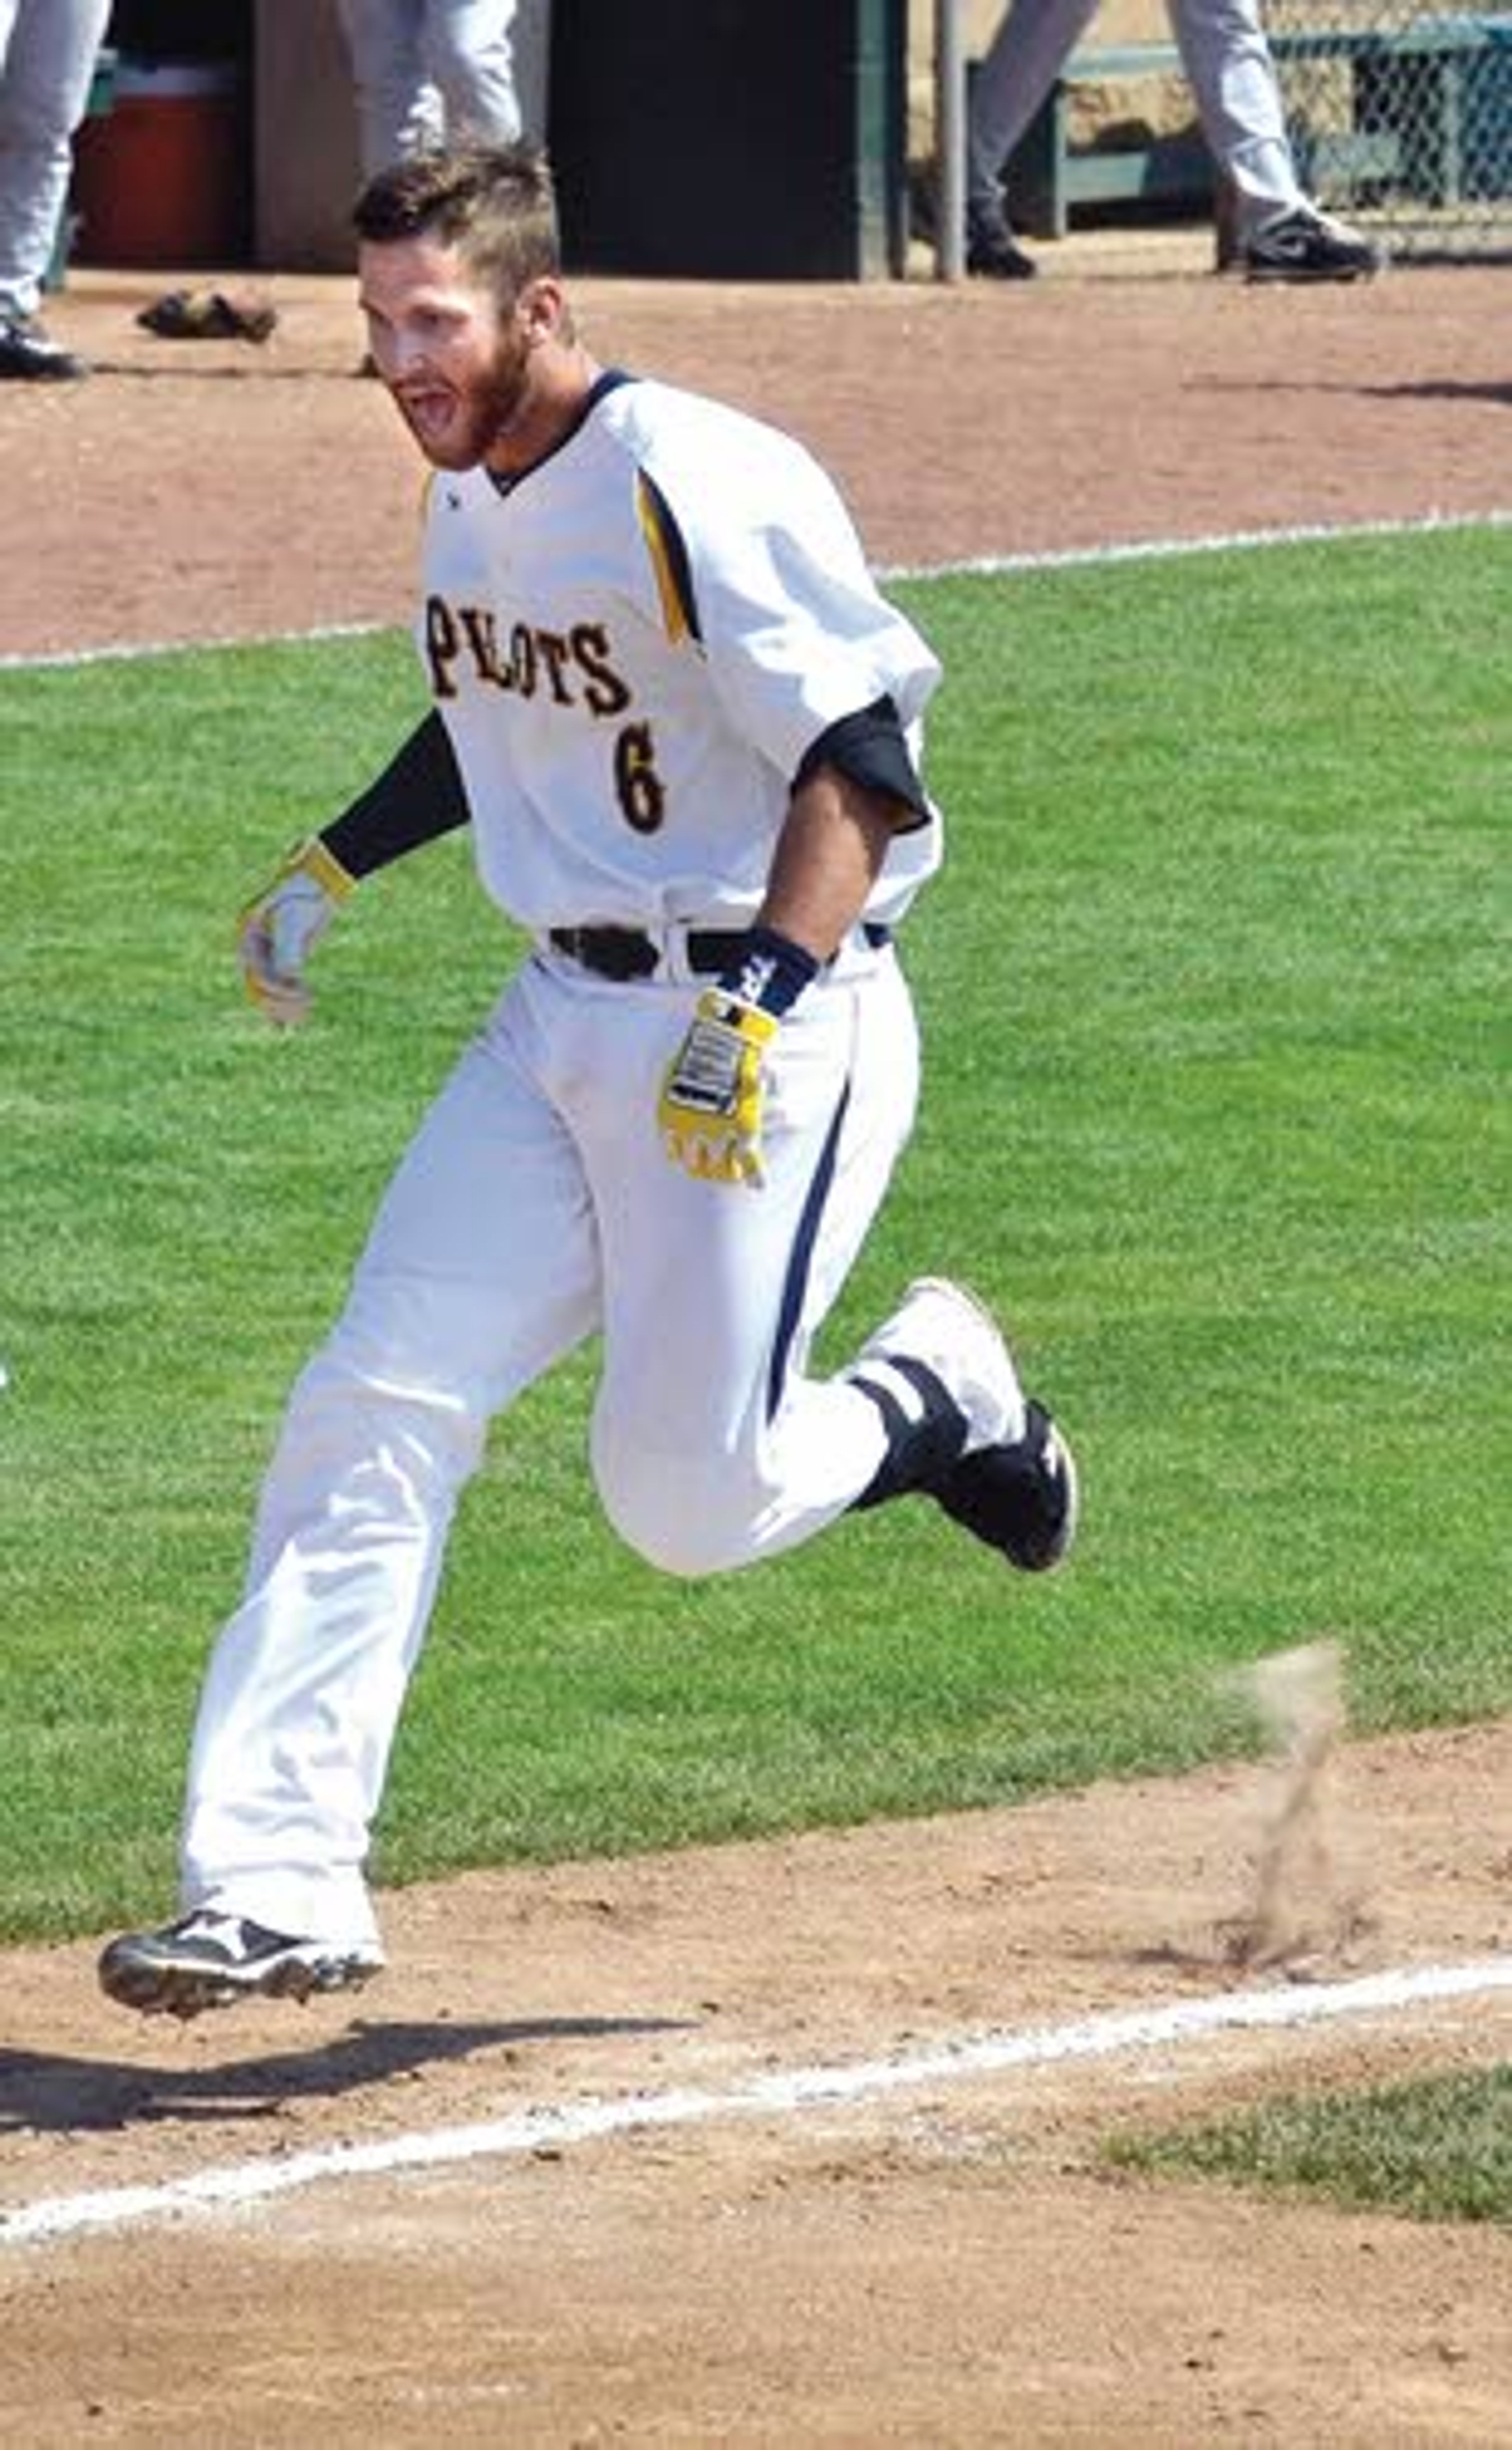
[
  {"left": 236, "top": 836, "right": 355, "bottom": 1026},
  {"left": 658, "top": 990, "right": 779, "bottom": 1189}
]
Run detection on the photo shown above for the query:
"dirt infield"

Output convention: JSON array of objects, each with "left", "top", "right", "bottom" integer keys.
[
  {"left": 2, "top": 249, "right": 1509, "bottom": 2444},
  {"left": 7, "top": 249, "right": 1512, "bottom": 658}
]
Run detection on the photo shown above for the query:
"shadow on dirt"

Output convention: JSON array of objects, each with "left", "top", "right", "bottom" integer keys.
[
  {"left": 1195, "top": 375, "right": 1512, "bottom": 408},
  {"left": 0, "top": 2013, "right": 695, "bottom": 2134},
  {"left": 88, "top": 362, "right": 371, "bottom": 383}
]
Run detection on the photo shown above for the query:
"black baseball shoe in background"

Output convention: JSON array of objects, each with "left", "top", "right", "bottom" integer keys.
[
  {"left": 0, "top": 316, "right": 87, "bottom": 380},
  {"left": 1242, "top": 206, "right": 1382, "bottom": 283},
  {"left": 966, "top": 199, "right": 1039, "bottom": 281}
]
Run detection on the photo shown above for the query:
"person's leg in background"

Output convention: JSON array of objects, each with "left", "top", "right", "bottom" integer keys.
[
  {"left": 421, "top": 0, "right": 523, "bottom": 146},
  {"left": 0, "top": 0, "right": 111, "bottom": 379},
  {"left": 964, "top": 0, "right": 1102, "bottom": 279},
  {"left": 1169, "top": 0, "right": 1382, "bottom": 278},
  {"left": 337, "top": 0, "right": 445, "bottom": 177}
]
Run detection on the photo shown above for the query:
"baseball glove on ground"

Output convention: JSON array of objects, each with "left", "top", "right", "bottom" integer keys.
[{"left": 137, "top": 288, "right": 278, "bottom": 343}]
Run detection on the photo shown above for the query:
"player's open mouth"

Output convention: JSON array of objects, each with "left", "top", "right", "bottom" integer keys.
[{"left": 398, "top": 384, "right": 457, "bottom": 441}]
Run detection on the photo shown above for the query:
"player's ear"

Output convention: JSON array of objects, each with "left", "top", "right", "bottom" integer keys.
[{"left": 517, "top": 275, "right": 567, "bottom": 345}]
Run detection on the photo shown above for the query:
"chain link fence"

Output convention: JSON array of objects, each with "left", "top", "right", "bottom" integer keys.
[{"left": 1269, "top": 2, "right": 1512, "bottom": 256}]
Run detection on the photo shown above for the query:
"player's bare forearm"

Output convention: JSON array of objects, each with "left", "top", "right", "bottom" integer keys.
[{"left": 756, "top": 766, "right": 907, "bottom": 963}]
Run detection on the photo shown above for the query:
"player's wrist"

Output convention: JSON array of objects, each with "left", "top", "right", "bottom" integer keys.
[
  {"left": 302, "top": 835, "right": 358, "bottom": 901},
  {"left": 718, "top": 924, "right": 820, "bottom": 1019}
]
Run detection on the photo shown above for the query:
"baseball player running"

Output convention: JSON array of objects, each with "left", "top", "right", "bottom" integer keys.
[{"left": 99, "top": 144, "right": 1078, "bottom": 2021}]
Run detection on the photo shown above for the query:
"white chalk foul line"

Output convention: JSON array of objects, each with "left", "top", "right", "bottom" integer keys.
[
  {"left": 2, "top": 509, "right": 1508, "bottom": 672},
  {"left": 883, "top": 505, "right": 1512, "bottom": 582},
  {"left": 4, "top": 1955, "right": 1509, "bottom": 2251}
]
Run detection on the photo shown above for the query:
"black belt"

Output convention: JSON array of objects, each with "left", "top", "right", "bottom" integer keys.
[
  {"left": 547, "top": 925, "right": 745, "bottom": 981},
  {"left": 547, "top": 922, "right": 891, "bottom": 984}
]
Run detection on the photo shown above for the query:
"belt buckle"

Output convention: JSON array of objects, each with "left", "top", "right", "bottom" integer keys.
[{"left": 585, "top": 925, "right": 659, "bottom": 982}]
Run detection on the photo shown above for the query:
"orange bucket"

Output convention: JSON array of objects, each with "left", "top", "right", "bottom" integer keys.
[{"left": 72, "top": 61, "right": 248, "bottom": 269}]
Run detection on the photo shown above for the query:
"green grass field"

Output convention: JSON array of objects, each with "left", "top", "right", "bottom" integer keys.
[
  {"left": 3, "top": 526, "right": 1507, "bottom": 1949},
  {"left": 1110, "top": 2060, "right": 1512, "bottom": 2226}
]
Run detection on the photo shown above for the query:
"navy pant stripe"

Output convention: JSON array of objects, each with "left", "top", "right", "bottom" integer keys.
[{"left": 766, "top": 1078, "right": 853, "bottom": 1424}]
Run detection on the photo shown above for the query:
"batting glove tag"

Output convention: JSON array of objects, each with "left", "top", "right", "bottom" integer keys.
[{"left": 658, "top": 990, "right": 779, "bottom": 1188}]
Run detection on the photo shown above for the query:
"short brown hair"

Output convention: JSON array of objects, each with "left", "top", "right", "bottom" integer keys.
[{"left": 353, "top": 143, "right": 561, "bottom": 301}]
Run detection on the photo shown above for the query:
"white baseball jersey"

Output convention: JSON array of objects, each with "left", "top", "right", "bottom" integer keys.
[{"left": 416, "top": 373, "right": 944, "bottom": 933}]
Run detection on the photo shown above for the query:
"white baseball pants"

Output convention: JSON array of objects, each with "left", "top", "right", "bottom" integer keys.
[
  {"left": 0, "top": 0, "right": 111, "bottom": 321},
  {"left": 337, "top": 0, "right": 524, "bottom": 176},
  {"left": 971, "top": 0, "right": 1306, "bottom": 232},
  {"left": 180, "top": 944, "right": 919, "bottom": 1948}
]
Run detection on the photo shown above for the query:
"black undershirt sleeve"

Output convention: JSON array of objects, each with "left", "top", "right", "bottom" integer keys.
[
  {"left": 320, "top": 708, "right": 471, "bottom": 880},
  {"left": 793, "top": 694, "right": 930, "bottom": 829}
]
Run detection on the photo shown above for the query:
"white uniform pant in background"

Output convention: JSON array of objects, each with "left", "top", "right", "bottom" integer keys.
[
  {"left": 181, "top": 947, "right": 920, "bottom": 1949},
  {"left": 337, "top": 0, "right": 534, "bottom": 175},
  {"left": 970, "top": 0, "right": 1304, "bottom": 233},
  {"left": 0, "top": 0, "right": 111, "bottom": 321}
]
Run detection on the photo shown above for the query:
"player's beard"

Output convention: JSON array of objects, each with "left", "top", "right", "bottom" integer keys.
[{"left": 395, "top": 321, "right": 532, "bottom": 472}]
